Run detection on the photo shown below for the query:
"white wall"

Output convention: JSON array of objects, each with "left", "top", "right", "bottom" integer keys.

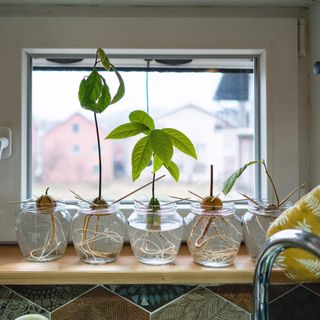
[{"left": 310, "top": 3, "right": 320, "bottom": 188}]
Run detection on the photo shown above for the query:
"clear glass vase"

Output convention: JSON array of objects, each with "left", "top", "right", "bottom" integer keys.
[
  {"left": 128, "top": 201, "right": 183, "bottom": 265},
  {"left": 242, "top": 200, "right": 292, "bottom": 260},
  {"left": 72, "top": 201, "right": 126, "bottom": 264},
  {"left": 16, "top": 202, "right": 72, "bottom": 262},
  {"left": 185, "top": 202, "right": 242, "bottom": 267}
]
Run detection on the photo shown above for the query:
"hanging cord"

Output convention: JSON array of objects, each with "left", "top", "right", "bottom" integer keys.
[{"left": 145, "top": 59, "right": 152, "bottom": 114}]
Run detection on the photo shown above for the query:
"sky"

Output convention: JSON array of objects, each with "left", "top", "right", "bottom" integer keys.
[{"left": 32, "top": 70, "right": 223, "bottom": 123}]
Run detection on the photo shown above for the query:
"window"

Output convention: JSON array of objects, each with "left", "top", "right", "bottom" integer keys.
[
  {"left": 31, "top": 56, "right": 257, "bottom": 200},
  {"left": 0, "top": 16, "right": 301, "bottom": 243},
  {"left": 72, "top": 123, "right": 80, "bottom": 133},
  {"left": 72, "top": 144, "right": 80, "bottom": 155}
]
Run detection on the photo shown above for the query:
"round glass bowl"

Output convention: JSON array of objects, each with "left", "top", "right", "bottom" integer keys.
[
  {"left": 72, "top": 201, "right": 126, "bottom": 265},
  {"left": 185, "top": 202, "right": 242, "bottom": 267},
  {"left": 128, "top": 201, "right": 183, "bottom": 265},
  {"left": 16, "top": 201, "right": 71, "bottom": 262},
  {"left": 242, "top": 200, "right": 292, "bottom": 260}
]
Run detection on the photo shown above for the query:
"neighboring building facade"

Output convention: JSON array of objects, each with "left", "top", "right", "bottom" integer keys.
[{"left": 41, "top": 113, "right": 113, "bottom": 183}]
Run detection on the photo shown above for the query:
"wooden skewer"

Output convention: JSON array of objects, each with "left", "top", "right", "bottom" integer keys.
[
  {"left": 279, "top": 183, "right": 306, "bottom": 206},
  {"left": 133, "top": 199, "right": 148, "bottom": 207},
  {"left": 239, "top": 192, "right": 268, "bottom": 209},
  {"left": 169, "top": 196, "right": 200, "bottom": 203},
  {"left": 110, "top": 174, "right": 166, "bottom": 205},
  {"left": 162, "top": 197, "right": 190, "bottom": 207},
  {"left": 68, "top": 189, "right": 99, "bottom": 207},
  {"left": 188, "top": 190, "right": 204, "bottom": 200}
]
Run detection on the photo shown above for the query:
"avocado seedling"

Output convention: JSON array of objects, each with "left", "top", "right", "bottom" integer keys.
[
  {"left": 30, "top": 188, "right": 64, "bottom": 261},
  {"left": 185, "top": 165, "right": 242, "bottom": 266},
  {"left": 73, "top": 48, "right": 125, "bottom": 261},
  {"left": 106, "top": 109, "right": 197, "bottom": 226},
  {"left": 222, "top": 159, "right": 305, "bottom": 234},
  {"left": 106, "top": 109, "right": 197, "bottom": 263}
]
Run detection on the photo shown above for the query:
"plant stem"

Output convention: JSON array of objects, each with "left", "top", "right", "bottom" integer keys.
[
  {"left": 152, "top": 172, "right": 156, "bottom": 201},
  {"left": 93, "top": 50, "right": 99, "bottom": 68},
  {"left": 94, "top": 112, "right": 102, "bottom": 199},
  {"left": 210, "top": 165, "right": 213, "bottom": 197}
]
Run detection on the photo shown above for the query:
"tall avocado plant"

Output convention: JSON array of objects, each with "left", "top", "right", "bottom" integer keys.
[
  {"left": 78, "top": 48, "right": 125, "bottom": 207},
  {"left": 106, "top": 110, "right": 197, "bottom": 225}
]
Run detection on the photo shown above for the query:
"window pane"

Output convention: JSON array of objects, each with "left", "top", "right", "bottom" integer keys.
[{"left": 32, "top": 57, "right": 256, "bottom": 201}]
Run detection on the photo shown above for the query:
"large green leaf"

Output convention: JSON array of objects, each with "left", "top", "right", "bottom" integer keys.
[
  {"left": 105, "top": 123, "right": 150, "bottom": 139},
  {"left": 162, "top": 128, "right": 197, "bottom": 159},
  {"left": 152, "top": 154, "right": 163, "bottom": 173},
  {"left": 129, "top": 110, "right": 155, "bottom": 130},
  {"left": 165, "top": 160, "right": 180, "bottom": 182},
  {"left": 132, "top": 136, "right": 152, "bottom": 181},
  {"left": 94, "top": 76, "right": 111, "bottom": 113},
  {"left": 78, "top": 69, "right": 105, "bottom": 112},
  {"left": 222, "top": 160, "right": 262, "bottom": 195},
  {"left": 110, "top": 64, "right": 125, "bottom": 105},
  {"left": 150, "top": 130, "right": 173, "bottom": 166},
  {"left": 97, "top": 48, "right": 110, "bottom": 70}
]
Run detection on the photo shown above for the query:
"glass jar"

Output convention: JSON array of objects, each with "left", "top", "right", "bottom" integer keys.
[
  {"left": 128, "top": 201, "right": 183, "bottom": 265},
  {"left": 185, "top": 202, "right": 242, "bottom": 267},
  {"left": 72, "top": 201, "right": 126, "bottom": 264},
  {"left": 16, "top": 202, "right": 72, "bottom": 262},
  {"left": 242, "top": 200, "right": 292, "bottom": 260}
]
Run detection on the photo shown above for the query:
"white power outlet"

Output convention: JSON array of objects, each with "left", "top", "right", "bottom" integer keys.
[{"left": 0, "top": 127, "right": 12, "bottom": 160}]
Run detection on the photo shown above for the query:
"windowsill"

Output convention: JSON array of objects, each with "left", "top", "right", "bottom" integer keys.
[{"left": 0, "top": 244, "right": 291, "bottom": 285}]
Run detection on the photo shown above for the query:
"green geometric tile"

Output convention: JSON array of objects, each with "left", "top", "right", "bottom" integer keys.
[
  {"left": 151, "top": 287, "right": 250, "bottom": 320},
  {"left": 0, "top": 286, "right": 49, "bottom": 320},
  {"left": 207, "top": 284, "right": 253, "bottom": 313},
  {"left": 7, "top": 285, "right": 94, "bottom": 312},
  {"left": 105, "top": 284, "right": 195, "bottom": 312},
  {"left": 52, "top": 286, "right": 149, "bottom": 320}
]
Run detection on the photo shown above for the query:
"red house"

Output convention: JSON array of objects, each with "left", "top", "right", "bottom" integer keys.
[{"left": 42, "top": 113, "right": 113, "bottom": 184}]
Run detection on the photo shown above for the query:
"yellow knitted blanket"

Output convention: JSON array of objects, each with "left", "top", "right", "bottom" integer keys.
[{"left": 266, "top": 186, "right": 320, "bottom": 282}]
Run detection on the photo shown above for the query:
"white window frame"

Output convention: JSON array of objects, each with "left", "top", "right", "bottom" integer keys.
[{"left": 0, "top": 16, "right": 301, "bottom": 242}]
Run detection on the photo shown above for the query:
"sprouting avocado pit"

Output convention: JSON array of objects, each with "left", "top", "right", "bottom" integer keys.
[
  {"left": 36, "top": 187, "right": 56, "bottom": 212},
  {"left": 200, "top": 196, "right": 223, "bottom": 211}
]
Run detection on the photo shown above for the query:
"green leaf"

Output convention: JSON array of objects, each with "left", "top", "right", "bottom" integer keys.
[
  {"left": 132, "top": 136, "right": 152, "bottom": 181},
  {"left": 129, "top": 110, "right": 155, "bottom": 130},
  {"left": 222, "top": 160, "right": 263, "bottom": 195},
  {"left": 152, "top": 154, "right": 163, "bottom": 173},
  {"left": 97, "top": 48, "right": 110, "bottom": 70},
  {"left": 165, "top": 160, "right": 180, "bottom": 182},
  {"left": 105, "top": 123, "right": 150, "bottom": 139},
  {"left": 150, "top": 130, "right": 173, "bottom": 166},
  {"left": 110, "top": 64, "right": 125, "bottom": 105},
  {"left": 162, "top": 128, "right": 197, "bottom": 159},
  {"left": 95, "top": 76, "right": 111, "bottom": 113},
  {"left": 78, "top": 70, "right": 105, "bottom": 112}
]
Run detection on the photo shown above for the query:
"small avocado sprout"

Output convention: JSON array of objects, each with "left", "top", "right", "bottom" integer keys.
[
  {"left": 32, "top": 188, "right": 62, "bottom": 260},
  {"left": 106, "top": 110, "right": 197, "bottom": 228},
  {"left": 187, "top": 165, "right": 223, "bottom": 211},
  {"left": 36, "top": 187, "right": 56, "bottom": 212},
  {"left": 222, "top": 159, "right": 305, "bottom": 211}
]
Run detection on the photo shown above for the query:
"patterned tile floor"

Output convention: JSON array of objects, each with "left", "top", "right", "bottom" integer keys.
[{"left": 0, "top": 283, "right": 319, "bottom": 320}]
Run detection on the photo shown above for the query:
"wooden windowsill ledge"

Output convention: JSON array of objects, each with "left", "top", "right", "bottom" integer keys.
[{"left": 0, "top": 244, "right": 290, "bottom": 285}]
